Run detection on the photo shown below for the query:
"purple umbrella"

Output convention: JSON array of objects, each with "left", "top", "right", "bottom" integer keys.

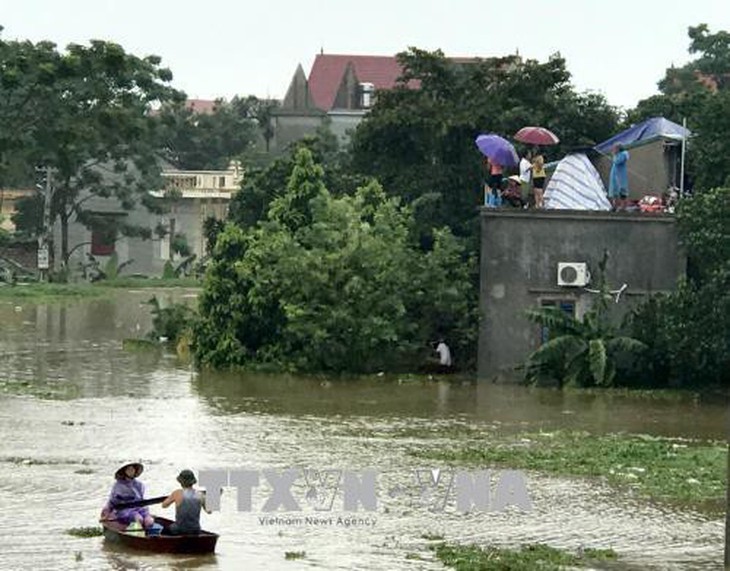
[{"left": 475, "top": 133, "right": 519, "bottom": 167}]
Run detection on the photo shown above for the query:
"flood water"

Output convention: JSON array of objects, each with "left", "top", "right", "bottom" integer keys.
[{"left": 0, "top": 289, "right": 726, "bottom": 570}]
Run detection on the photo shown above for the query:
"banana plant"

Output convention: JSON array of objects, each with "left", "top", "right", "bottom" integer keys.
[{"left": 523, "top": 252, "right": 646, "bottom": 387}]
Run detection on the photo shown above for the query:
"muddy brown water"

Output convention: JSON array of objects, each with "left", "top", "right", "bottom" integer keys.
[{"left": 0, "top": 289, "right": 726, "bottom": 570}]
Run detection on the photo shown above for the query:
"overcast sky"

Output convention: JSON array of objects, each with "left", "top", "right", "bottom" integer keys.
[{"left": 2, "top": 0, "right": 729, "bottom": 110}]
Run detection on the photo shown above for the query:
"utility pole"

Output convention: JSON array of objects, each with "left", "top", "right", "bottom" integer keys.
[
  {"left": 725, "top": 441, "right": 730, "bottom": 568},
  {"left": 37, "top": 166, "right": 53, "bottom": 282},
  {"left": 680, "top": 117, "right": 687, "bottom": 197}
]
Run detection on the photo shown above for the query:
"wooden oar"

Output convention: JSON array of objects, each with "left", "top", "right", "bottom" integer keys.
[{"left": 111, "top": 495, "right": 167, "bottom": 510}]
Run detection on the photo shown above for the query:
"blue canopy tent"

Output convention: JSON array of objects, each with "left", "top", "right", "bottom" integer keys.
[
  {"left": 595, "top": 117, "right": 691, "bottom": 195},
  {"left": 594, "top": 117, "right": 690, "bottom": 154}
]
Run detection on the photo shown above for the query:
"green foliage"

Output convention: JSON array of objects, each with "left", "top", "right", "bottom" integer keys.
[
  {"left": 202, "top": 216, "right": 226, "bottom": 253},
  {"left": 171, "top": 232, "right": 191, "bottom": 257},
  {"left": 686, "top": 24, "right": 730, "bottom": 89},
  {"left": 157, "top": 95, "right": 267, "bottom": 170},
  {"left": 194, "top": 150, "right": 476, "bottom": 373},
  {"left": 161, "top": 260, "right": 176, "bottom": 279},
  {"left": 630, "top": 24, "right": 730, "bottom": 191},
  {"left": 267, "top": 147, "right": 328, "bottom": 232},
  {"left": 66, "top": 526, "right": 103, "bottom": 538},
  {"left": 147, "top": 295, "right": 195, "bottom": 344},
  {"left": 350, "top": 49, "right": 620, "bottom": 243},
  {"left": 629, "top": 275, "right": 729, "bottom": 388},
  {"left": 676, "top": 186, "right": 730, "bottom": 279},
  {"left": 625, "top": 28, "right": 730, "bottom": 388},
  {"left": 228, "top": 135, "right": 368, "bottom": 229},
  {"left": 10, "top": 194, "right": 43, "bottom": 238},
  {"left": 102, "top": 252, "right": 133, "bottom": 280},
  {"left": 80, "top": 252, "right": 134, "bottom": 282},
  {"left": 432, "top": 542, "right": 617, "bottom": 571},
  {"left": 628, "top": 187, "right": 730, "bottom": 388},
  {"left": 0, "top": 32, "right": 183, "bottom": 260},
  {"left": 689, "top": 90, "right": 730, "bottom": 189},
  {"left": 415, "top": 430, "right": 726, "bottom": 510}
]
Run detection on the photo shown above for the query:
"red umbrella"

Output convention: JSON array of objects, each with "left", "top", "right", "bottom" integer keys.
[{"left": 514, "top": 126, "right": 560, "bottom": 146}]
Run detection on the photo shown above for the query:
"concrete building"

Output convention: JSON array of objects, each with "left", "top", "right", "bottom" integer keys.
[
  {"left": 56, "top": 161, "right": 243, "bottom": 277},
  {"left": 478, "top": 209, "right": 686, "bottom": 383}
]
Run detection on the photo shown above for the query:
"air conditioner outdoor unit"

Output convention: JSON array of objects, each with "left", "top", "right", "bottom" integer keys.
[{"left": 557, "top": 262, "right": 590, "bottom": 287}]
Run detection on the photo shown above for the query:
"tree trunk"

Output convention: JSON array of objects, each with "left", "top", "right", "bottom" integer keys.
[{"left": 59, "top": 195, "right": 70, "bottom": 268}]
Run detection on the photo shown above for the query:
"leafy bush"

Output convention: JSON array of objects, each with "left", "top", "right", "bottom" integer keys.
[
  {"left": 193, "top": 148, "right": 476, "bottom": 373},
  {"left": 81, "top": 252, "right": 134, "bottom": 282},
  {"left": 147, "top": 295, "right": 195, "bottom": 345},
  {"left": 628, "top": 187, "right": 730, "bottom": 388},
  {"left": 171, "top": 232, "right": 191, "bottom": 257},
  {"left": 628, "top": 268, "right": 729, "bottom": 388}
]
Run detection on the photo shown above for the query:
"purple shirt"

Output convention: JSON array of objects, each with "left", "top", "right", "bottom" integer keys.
[{"left": 104, "top": 478, "right": 149, "bottom": 524}]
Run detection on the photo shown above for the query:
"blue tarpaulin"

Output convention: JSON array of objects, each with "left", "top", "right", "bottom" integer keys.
[{"left": 595, "top": 117, "right": 690, "bottom": 154}]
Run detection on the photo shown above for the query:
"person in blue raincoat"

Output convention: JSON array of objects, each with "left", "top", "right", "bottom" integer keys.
[{"left": 608, "top": 144, "right": 630, "bottom": 210}]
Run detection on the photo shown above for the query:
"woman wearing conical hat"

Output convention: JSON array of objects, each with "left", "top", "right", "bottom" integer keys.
[{"left": 99, "top": 462, "right": 155, "bottom": 529}]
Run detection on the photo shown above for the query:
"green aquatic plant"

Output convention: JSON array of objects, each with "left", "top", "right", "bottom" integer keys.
[
  {"left": 413, "top": 429, "right": 726, "bottom": 512},
  {"left": 432, "top": 542, "right": 617, "bottom": 570},
  {"left": 67, "top": 527, "right": 102, "bottom": 538}
]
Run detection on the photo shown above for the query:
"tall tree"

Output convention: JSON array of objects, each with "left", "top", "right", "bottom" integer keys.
[
  {"left": 0, "top": 32, "right": 184, "bottom": 265},
  {"left": 0, "top": 29, "right": 61, "bottom": 187},
  {"left": 158, "top": 95, "right": 268, "bottom": 170},
  {"left": 228, "top": 134, "right": 368, "bottom": 229},
  {"left": 629, "top": 24, "right": 730, "bottom": 190},
  {"left": 628, "top": 187, "right": 730, "bottom": 387},
  {"left": 194, "top": 148, "right": 476, "bottom": 372},
  {"left": 350, "top": 48, "right": 619, "bottom": 244}
]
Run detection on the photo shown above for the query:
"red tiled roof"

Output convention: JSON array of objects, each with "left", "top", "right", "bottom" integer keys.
[
  {"left": 185, "top": 99, "right": 220, "bottom": 115},
  {"left": 308, "top": 54, "right": 415, "bottom": 111}
]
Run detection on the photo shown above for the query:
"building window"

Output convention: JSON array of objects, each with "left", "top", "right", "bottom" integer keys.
[
  {"left": 539, "top": 299, "right": 575, "bottom": 344},
  {"left": 91, "top": 225, "right": 116, "bottom": 256},
  {"left": 219, "top": 176, "right": 226, "bottom": 188}
]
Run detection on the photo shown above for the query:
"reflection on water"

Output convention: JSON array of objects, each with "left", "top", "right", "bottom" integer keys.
[
  {"left": 194, "top": 369, "right": 727, "bottom": 440},
  {"left": 0, "top": 291, "right": 726, "bottom": 570}
]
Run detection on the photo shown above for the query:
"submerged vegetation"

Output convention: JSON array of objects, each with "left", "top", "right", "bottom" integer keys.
[
  {"left": 432, "top": 542, "right": 617, "bottom": 571},
  {"left": 413, "top": 429, "right": 726, "bottom": 512},
  {"left": 66, "top": 527, "right": 102, "bottom": 538}
]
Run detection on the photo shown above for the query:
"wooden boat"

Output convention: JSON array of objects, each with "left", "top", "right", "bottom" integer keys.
[{"left": 101, "top": 516, "right": 218, "bottom": 554}]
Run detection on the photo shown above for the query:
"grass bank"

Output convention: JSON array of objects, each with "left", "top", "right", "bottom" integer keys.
[
  {"left": 0, "top": 278, "right": 200, "bottom": 301},
  {"left": 0, "top": 282, "right": 102, "bottom": 300},
  {"left": 432, "top": 542, "right": 617, "bottom": 571},
  {"left": 94, "top": 277, "right": 201, "bottom": 289},
  {"left": 412, "top": 429, "right": 726, "bottom": 513}
]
